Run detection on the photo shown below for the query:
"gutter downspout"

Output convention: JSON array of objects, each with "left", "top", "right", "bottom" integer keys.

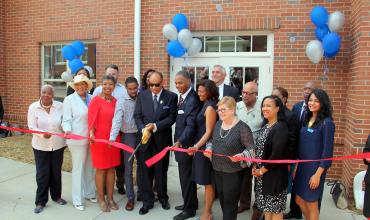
[{"left": 134, "top": 0, "right": 141, "bottom": 83}]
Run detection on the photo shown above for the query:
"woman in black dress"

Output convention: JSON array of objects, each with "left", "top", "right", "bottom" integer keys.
[
  {"left": 187, "top": 79, "right": 218, "bottom": 220},
  {"left": 252, "top": 95, "right": 290, "bottom": 220}
]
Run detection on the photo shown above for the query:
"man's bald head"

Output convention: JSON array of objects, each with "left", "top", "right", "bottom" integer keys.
[{"left": 242, "top": 81, "right": 258, "bottom": 107}]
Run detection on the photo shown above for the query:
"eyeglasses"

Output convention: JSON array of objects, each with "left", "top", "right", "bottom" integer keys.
[
  {"left": 242, "top": 91, "right": 256, "bottom": 96},
  {"left": 216, "top": 108, "right": 230, "bottom": 113},
  {"left": 149, "top": 83, "right": 161, "bottom": 88}
]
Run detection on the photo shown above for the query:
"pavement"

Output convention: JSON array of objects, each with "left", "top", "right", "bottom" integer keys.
[{"left": 0, "top": 156, "right": 366, "bottom": 220}]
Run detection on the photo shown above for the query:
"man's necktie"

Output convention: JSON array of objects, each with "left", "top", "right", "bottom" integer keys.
[
  {"left": 300, "top": 104, "right": 307, "bottom": 122},
  {"left": 178, "top": 95, "right": 184, "bottom": 107},
  {"left": 153, "top": 95, "right": 159, "bottom": 112}
]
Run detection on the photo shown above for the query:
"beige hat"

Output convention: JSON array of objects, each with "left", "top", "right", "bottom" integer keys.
[{"left": 70, "top": 74, "right": 93, "bottom": 91}]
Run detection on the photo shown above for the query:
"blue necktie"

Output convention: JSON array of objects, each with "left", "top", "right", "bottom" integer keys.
[{"left": 153, "top": 95, "right": 159, "bottom": 112}]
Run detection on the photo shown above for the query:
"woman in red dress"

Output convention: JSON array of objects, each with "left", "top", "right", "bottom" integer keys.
[{"left": 88, "top": 75, "right": 120, "bottom": 212}]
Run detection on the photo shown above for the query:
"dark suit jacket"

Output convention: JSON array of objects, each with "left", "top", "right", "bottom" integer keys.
[
  {"left": 174, "top": 89, "right": 200, "bottom": 162},
  {"left": 292, "top": 100, "right": 305, "bottom": 123},
  {"left": 223, "top": 84, "right": 241, "bottom": 102},
  {"left": 364, "top": 135, "right": 370, "bottom": 183},
  {"left": 0, "top": 96, "right": 3, "bottom": 121},
  {"left": 261, "top": 121, "right": 290, "bottom": 195},
  {"left": 284, "top": 106, "right": 300, "bottom": 159},
  {"left": 134, "top": 89, "right": 177, "bottom": 151}
]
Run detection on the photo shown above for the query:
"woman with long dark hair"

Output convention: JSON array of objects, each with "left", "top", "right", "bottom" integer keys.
[
  {"left": 253, "top": 95, "right": 290, "bottom": 220},
  {"left": 294, "top": 89, "right": 335, "bottom": 220},
  {"left": 187, "top": 79, "right": 218, "bottom": 220}
]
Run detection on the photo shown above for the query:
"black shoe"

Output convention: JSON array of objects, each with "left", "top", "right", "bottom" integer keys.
[
  {"left": 139, "top": 205, "right": 153, "bottom": 215},
  {"left": 283, "top": 212, "right": 302, "bottom": 219},
  {"left": 34, "top": 205, "right": 44, "bottom": 214},
  {"left": 54, "top": 198, "right": 67, "bottom": 205},
  {"left": 118, "top": 187, "right": 126, "bottom": 195},
  {"left": 175, "top": 204, "right": 184, "bottom": 211},
  {"left": 173, "top": 211, "right": 196, "bottom": 220},
  {"left": 160, "top": 200, "right": 171, "bottom": 210}
]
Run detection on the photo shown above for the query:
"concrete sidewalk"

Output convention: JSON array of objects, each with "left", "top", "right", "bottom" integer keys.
[{"left": 0, "top": 156, "right": 366, "bottom": 220}]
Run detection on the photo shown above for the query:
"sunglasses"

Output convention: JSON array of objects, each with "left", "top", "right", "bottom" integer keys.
[{"left": 149, "top": 83, "right": 161, "bottom": 88}]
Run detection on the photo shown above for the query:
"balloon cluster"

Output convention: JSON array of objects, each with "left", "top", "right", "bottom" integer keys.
[
  {"left": 306, "top": 6, "right": 344, "bottom": 64},
  {"left": 61, "top": 40, "right": 86, "bottom": 82},
  {"left": 163, "top": 13, "right": 202, "bottom": 58}
]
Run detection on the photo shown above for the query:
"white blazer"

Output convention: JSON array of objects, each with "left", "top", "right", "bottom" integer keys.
[{"left": 62, "top": 92, "right": 91, "bottom": 146}]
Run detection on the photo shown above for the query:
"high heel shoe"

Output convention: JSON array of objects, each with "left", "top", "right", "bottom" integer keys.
[
  {"left": 108, "top": 200, "right": 119, "bottom": 210},
  {"left": 98, "top": 200, "right": 110, "bottom": 212}
]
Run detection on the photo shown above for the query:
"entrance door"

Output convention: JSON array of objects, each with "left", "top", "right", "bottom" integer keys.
[{"left": 171, "top": 56, "right": 272, "bottom": 100}]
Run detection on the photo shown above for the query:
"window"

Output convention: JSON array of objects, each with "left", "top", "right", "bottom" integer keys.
[
  {"left": 181, "top": 66, "right": 209, "bottom": 89},
  {"left": 196, "top": 34, "right": 267, "bottom": 53},
  {"left": 42, "top": 42, "right": 96, "bottom": 100}
]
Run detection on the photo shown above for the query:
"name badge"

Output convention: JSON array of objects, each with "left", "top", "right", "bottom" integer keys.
[
  {"left": 307, "top": 128, "right": 314, "bottom": 133},
  {"left": 178, "top": 110, "right": 184, "bottom": 114}
]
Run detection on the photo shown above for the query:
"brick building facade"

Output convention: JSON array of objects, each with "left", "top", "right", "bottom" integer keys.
[{"left": 0, "top": 0, "right": 369, "bottom": 199}]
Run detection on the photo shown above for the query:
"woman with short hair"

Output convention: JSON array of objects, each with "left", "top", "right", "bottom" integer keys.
[
  {"left": 204, "top": 96, "right": 255, "bottom": 220},
  {"left": 27, "top": 85, "right": 67, "bottom": 214}
]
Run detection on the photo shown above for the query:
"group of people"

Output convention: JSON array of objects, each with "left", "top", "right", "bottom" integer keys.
[{"left": 27, "top": 63, "right": 341, "bottom": 220}]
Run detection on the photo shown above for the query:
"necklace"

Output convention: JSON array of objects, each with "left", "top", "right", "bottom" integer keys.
[
  {"left": 267, "top": 121, "right": 277, "bottom": 128},
  {"left": 40, "top": 100, "right": 52, "bottom": 109},
  {"left": 219, "top": 118, "right": 237, "bottom": 139}
]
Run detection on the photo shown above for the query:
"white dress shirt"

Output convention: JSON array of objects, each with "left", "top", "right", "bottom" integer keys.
[
  {"left": 62, "top": 92, "right": 91, "bottom": 146},
  {"left": 179, "top": 87, "right": 192, "bottom": 104},
  {"left": 218, "top": 83, "right": 225, "bottom": 99},
  {"left": 27, "top": 100, "right": 65, "bottom": 151}
]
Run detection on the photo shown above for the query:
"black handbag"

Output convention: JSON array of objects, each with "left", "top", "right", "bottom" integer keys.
[
  {"left": 0, "top": 120, "right": 11, "bottom": 138},
  {"left": 327, "top": 180, "right": 348, "bottom": 209}
]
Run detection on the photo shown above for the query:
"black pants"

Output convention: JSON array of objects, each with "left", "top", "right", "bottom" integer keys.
[
  {"left": 138, "top": 141, "right": 169, "bottom": 207},
  {"left": 33, "top": 147, "right": 65, "bottom": 206},
  {"left": 239, "top": 166, "right": 253, "bottom": 209},
  {"left": 214, "top": 170, "right": 244, "bottom": 220},
  {"left": 178, "top": 159, "right": 198, "bottom": 213},
  {"left": 364, "top": 182, "right": 370, "bottom": 218},
  {"left": 115, "top": 132, "right": 125, "bottom": 190}
]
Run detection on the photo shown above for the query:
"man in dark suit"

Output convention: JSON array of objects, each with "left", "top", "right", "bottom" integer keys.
[
  {"left": 285, "top": 81, "right": 315, "bottom": 219},
  {"left": 134, "top": 71, "right": 178, "bottom": 215},
  {"left": 173, "top": 71, "right": 200, "bottom": 220},
  {"left": 212, "top": 65, "right": 241, "bottom": 102},
  {"left": 363, "top": 135, "right": 370, "bottom": 218}
]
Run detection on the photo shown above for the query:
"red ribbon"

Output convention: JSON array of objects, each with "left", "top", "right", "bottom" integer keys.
[
  {"left": 0, "top": 125, "right": 134, "bottom": 153},
  {"left": 145, "top": 146, "right": 370, "bottom": 167},
  {"left": 2, "top": 125, "right": 369, "bottom": 167}
]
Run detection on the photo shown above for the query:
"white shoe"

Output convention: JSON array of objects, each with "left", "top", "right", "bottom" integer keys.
[
  {"left": 74, "top": 205, "right": 85, "bottom": 211},
  {"left": 85, "top": 197, "right": 97, "bottom": 203}
]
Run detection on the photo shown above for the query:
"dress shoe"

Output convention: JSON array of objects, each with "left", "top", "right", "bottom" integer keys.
[
  {"left": 125, "top": 200, "right": 135, "bottom": 211},
  {"left": 118, "top": 187, "right": 126, "bottom": 195},
  {"left": 54, "top": 198, "right": 67, "bottom": 205},
  {"left": 74, "top": 204, "right": 85, "bottom": 211},
  {"left": 237, "top": 206, "right": 250, "bottom": 213},
  {"left": 283, "top": 212, "right": 302, "bottom": 219},
  {"left": 139, "top": 205, "right": 153, "bottom": 215},
  {"left": 175, "top": 205, "right": 184, "bottom": 210},
  {"left": 34, "top": 204, "right": 44, "bottom": 214},
  {"left": 160, "top": 200, "right": 171, "bottom": 210},
  {"left": 173, "top": 211, "right": 196, "bottom": 220},
  {"left": 85, "top": 197, "right": 97, "bottom": 203}
]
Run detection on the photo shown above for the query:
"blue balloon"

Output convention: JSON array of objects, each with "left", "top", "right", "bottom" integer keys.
[
  {"left": 166, "top": 40, "right": 186, "bottom": 58},
  {"left": 172, "top": 13, "right": 188, "bottom": 31},
  {"left": 310, "top": 6, "right": 328, "bottom": 27},
  {"left": 322, "top": 32, "right": 341, "bottom": 56},
  {"left": 68, "top": 59, "right": 85, "bottom": 75},
  {"left": 315, "top": 25, "right": 329, "bottom": 41},
  {"left": 62, "top": 45, "right": 77, "bottom": 61},
  {"left": 324, "top": 49, "right": 339, "bottom": 58},
  {"left": 71, "top": 40, "right": 85, "bottom": 56}
]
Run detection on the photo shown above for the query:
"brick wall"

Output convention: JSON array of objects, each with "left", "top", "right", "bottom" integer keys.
[
  {"left": 0, "top": 1, "right": 5, "bottom": 104},
  {"left": 1, "top": 0, "right": 369, "bottom": 194},
  {"left": 341, "top": 0, "right": 370, "bottom": 198}
]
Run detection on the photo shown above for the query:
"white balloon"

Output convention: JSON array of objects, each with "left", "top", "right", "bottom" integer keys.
[
  {"left": 162, "top": 23, "right": 178, "bottom": 40},
  {"left": 178, "top": 29, "right": 193, "bottom": 49},
  {"left": 306, "top": 40, "right": 324, "bottom": 64},
  {"left": 187, "top": 38, "right": 203, "bottom": 56},
  {"left": 61, "top": 71, "right": 73, "bottom": 82},
  {"left": 328, "top": 11, "right": 345, "bottom": 32}
]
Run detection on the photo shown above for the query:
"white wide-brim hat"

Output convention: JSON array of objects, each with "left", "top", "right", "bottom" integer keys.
[{"left": 70, "top": 74, "right": 93, "bottom": 91}]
